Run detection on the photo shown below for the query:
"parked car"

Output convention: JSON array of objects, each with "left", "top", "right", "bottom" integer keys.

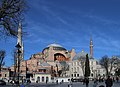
[{"left": 0, "top": 80, "right": 6, "bottom": 85}]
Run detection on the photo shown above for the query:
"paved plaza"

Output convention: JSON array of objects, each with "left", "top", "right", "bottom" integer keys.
[{"left": 2, "top": 81, "right": 120, "bottom": 87}]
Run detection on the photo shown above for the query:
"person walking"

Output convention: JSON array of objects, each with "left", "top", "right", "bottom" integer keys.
[
  {"left": 85, "top": 78, "right": 89, "bottom": 87},
  {"left": 68, "top": 80, "right": 72, "bottom": 87},
  {"left": 93, "top": 79, "right": 98, "bottom": 87},
  {"left": 116, "top": 76, "right": 119, "bottom": 82},
  {"left": 105, "top": 76, "right": 113, "bottom": 87}
]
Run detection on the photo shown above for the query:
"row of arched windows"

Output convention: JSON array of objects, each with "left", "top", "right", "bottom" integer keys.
[
  {"left": 71, "top": 67, "right": 80, "bottom": 72},
  {"left": 37, "top": 76, "right": 49, "bottom": 82}
]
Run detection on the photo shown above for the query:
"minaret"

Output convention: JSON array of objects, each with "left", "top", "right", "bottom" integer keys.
[
  {"left": 90, "top": 36, "right": 93, "bottom": 57},
  {"left": 17, "top": 22, "right": 24, "bottom": 61}
]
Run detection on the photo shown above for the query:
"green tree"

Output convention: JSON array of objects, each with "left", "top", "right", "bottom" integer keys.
[
  {"left": 0, "top": 0, "right": 26, "bottom": 37},
  {"left": 84, "top": 54, "right": 90, "bottom": 78}
]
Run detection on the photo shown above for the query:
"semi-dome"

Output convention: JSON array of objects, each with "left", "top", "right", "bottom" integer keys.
[{"left": 73, "top": 50, "right": 88, "bottom": 60}]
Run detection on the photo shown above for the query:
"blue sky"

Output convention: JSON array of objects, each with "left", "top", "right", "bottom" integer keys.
[{"left": 1, "top": 0, "right": 120, "bottom": 66}]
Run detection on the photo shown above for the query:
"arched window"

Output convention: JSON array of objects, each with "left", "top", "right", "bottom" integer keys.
[
  {"left": 5, "top": 74, "right": 7, "bottom": 77},
  {"left": 37, "top": 76, "right": 40, "bottom": 82},
  {"left": 77, "top": 74, "right": 79, "bottom": 77},
  {"left": 91, "top": 73, "right": 93, "bottom": 77},
  {"left": 42, "top": 77, "right": 44, "bottom": 82},
  {"left": 46, "top": 77, "right": 49, "bottom": 82},
  {"left": 74, "top": 74, "right": 76, "bottom": 77},
  {"left": 54, "top": 53, "right": 66, "bottom": 62},
  {"left": 71, "top": 74, "right": 73, "bottom": 77}
]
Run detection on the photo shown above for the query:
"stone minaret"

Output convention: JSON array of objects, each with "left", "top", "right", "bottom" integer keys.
[
  {"left": 17, "top": 22, "right": 24, "bottom": 61},
  {"left": 90, "top": 36, "right": 93, "bottom": 57}
]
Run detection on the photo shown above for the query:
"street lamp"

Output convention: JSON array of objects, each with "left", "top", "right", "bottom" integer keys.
[{"left": 15, "top": 43, "right": 21, "bottom": 86}]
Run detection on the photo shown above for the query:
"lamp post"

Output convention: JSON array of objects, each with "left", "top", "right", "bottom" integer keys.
[
  {"left": 15, "top": 43, "right": 21, "bottom": 86},
  {"left": 14, "top": 50, "right": 17, "bottom": 81}
]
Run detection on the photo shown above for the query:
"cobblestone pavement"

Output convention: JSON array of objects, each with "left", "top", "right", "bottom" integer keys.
[{"left": 1, "top": 81, "right": 120, "bottom": 87}]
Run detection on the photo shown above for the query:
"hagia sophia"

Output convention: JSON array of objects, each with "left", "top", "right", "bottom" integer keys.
[{"left": 8, "top": 23, "right": 115, "bottom": 83}]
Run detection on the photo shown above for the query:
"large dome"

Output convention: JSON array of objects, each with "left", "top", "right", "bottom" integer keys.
[
  {"left": 43, "top": 43, "right": 66, "bottom": 51},
  {"left": 47, "top": 43, "right": 63, "bottom": 47}
]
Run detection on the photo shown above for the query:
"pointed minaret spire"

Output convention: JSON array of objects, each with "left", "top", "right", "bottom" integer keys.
[
  {"left": 90, "top": 36, "right": 93, "bottom": 57},
  {"left": 17, "top": 22, "right": 24, "bottom": 61},
  {"left": 17, "top": 22, "right": 22, "bottom": 45}
]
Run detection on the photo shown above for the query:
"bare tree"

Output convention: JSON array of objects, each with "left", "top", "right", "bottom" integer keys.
[
  {"left": 0, "top": 0, "right": 26, "bottom": 37},
  {"left": 0, "top": 50, "right": 5, "bottom": 73},
  {"left": 60, "top": 61, "right": 69, "bottom": 77},
  {"left": 109, "top": 56, "right": 117, "bottom": 74},
  {"left": 78, "top": 56, "right": 86, "bottom": 77},
  {"left": 113, "top": 56, "right": 120, "bottom": 76},
  {"left": 100, "top": 55, "right": 109, "bottom": 76},
  {"left": 99, "top": 55, "right": 116, "bottom": 76}
]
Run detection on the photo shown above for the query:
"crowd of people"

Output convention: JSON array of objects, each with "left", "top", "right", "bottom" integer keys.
[{"left": 82, "top": 76, "right": 119, "bottom": 87}]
